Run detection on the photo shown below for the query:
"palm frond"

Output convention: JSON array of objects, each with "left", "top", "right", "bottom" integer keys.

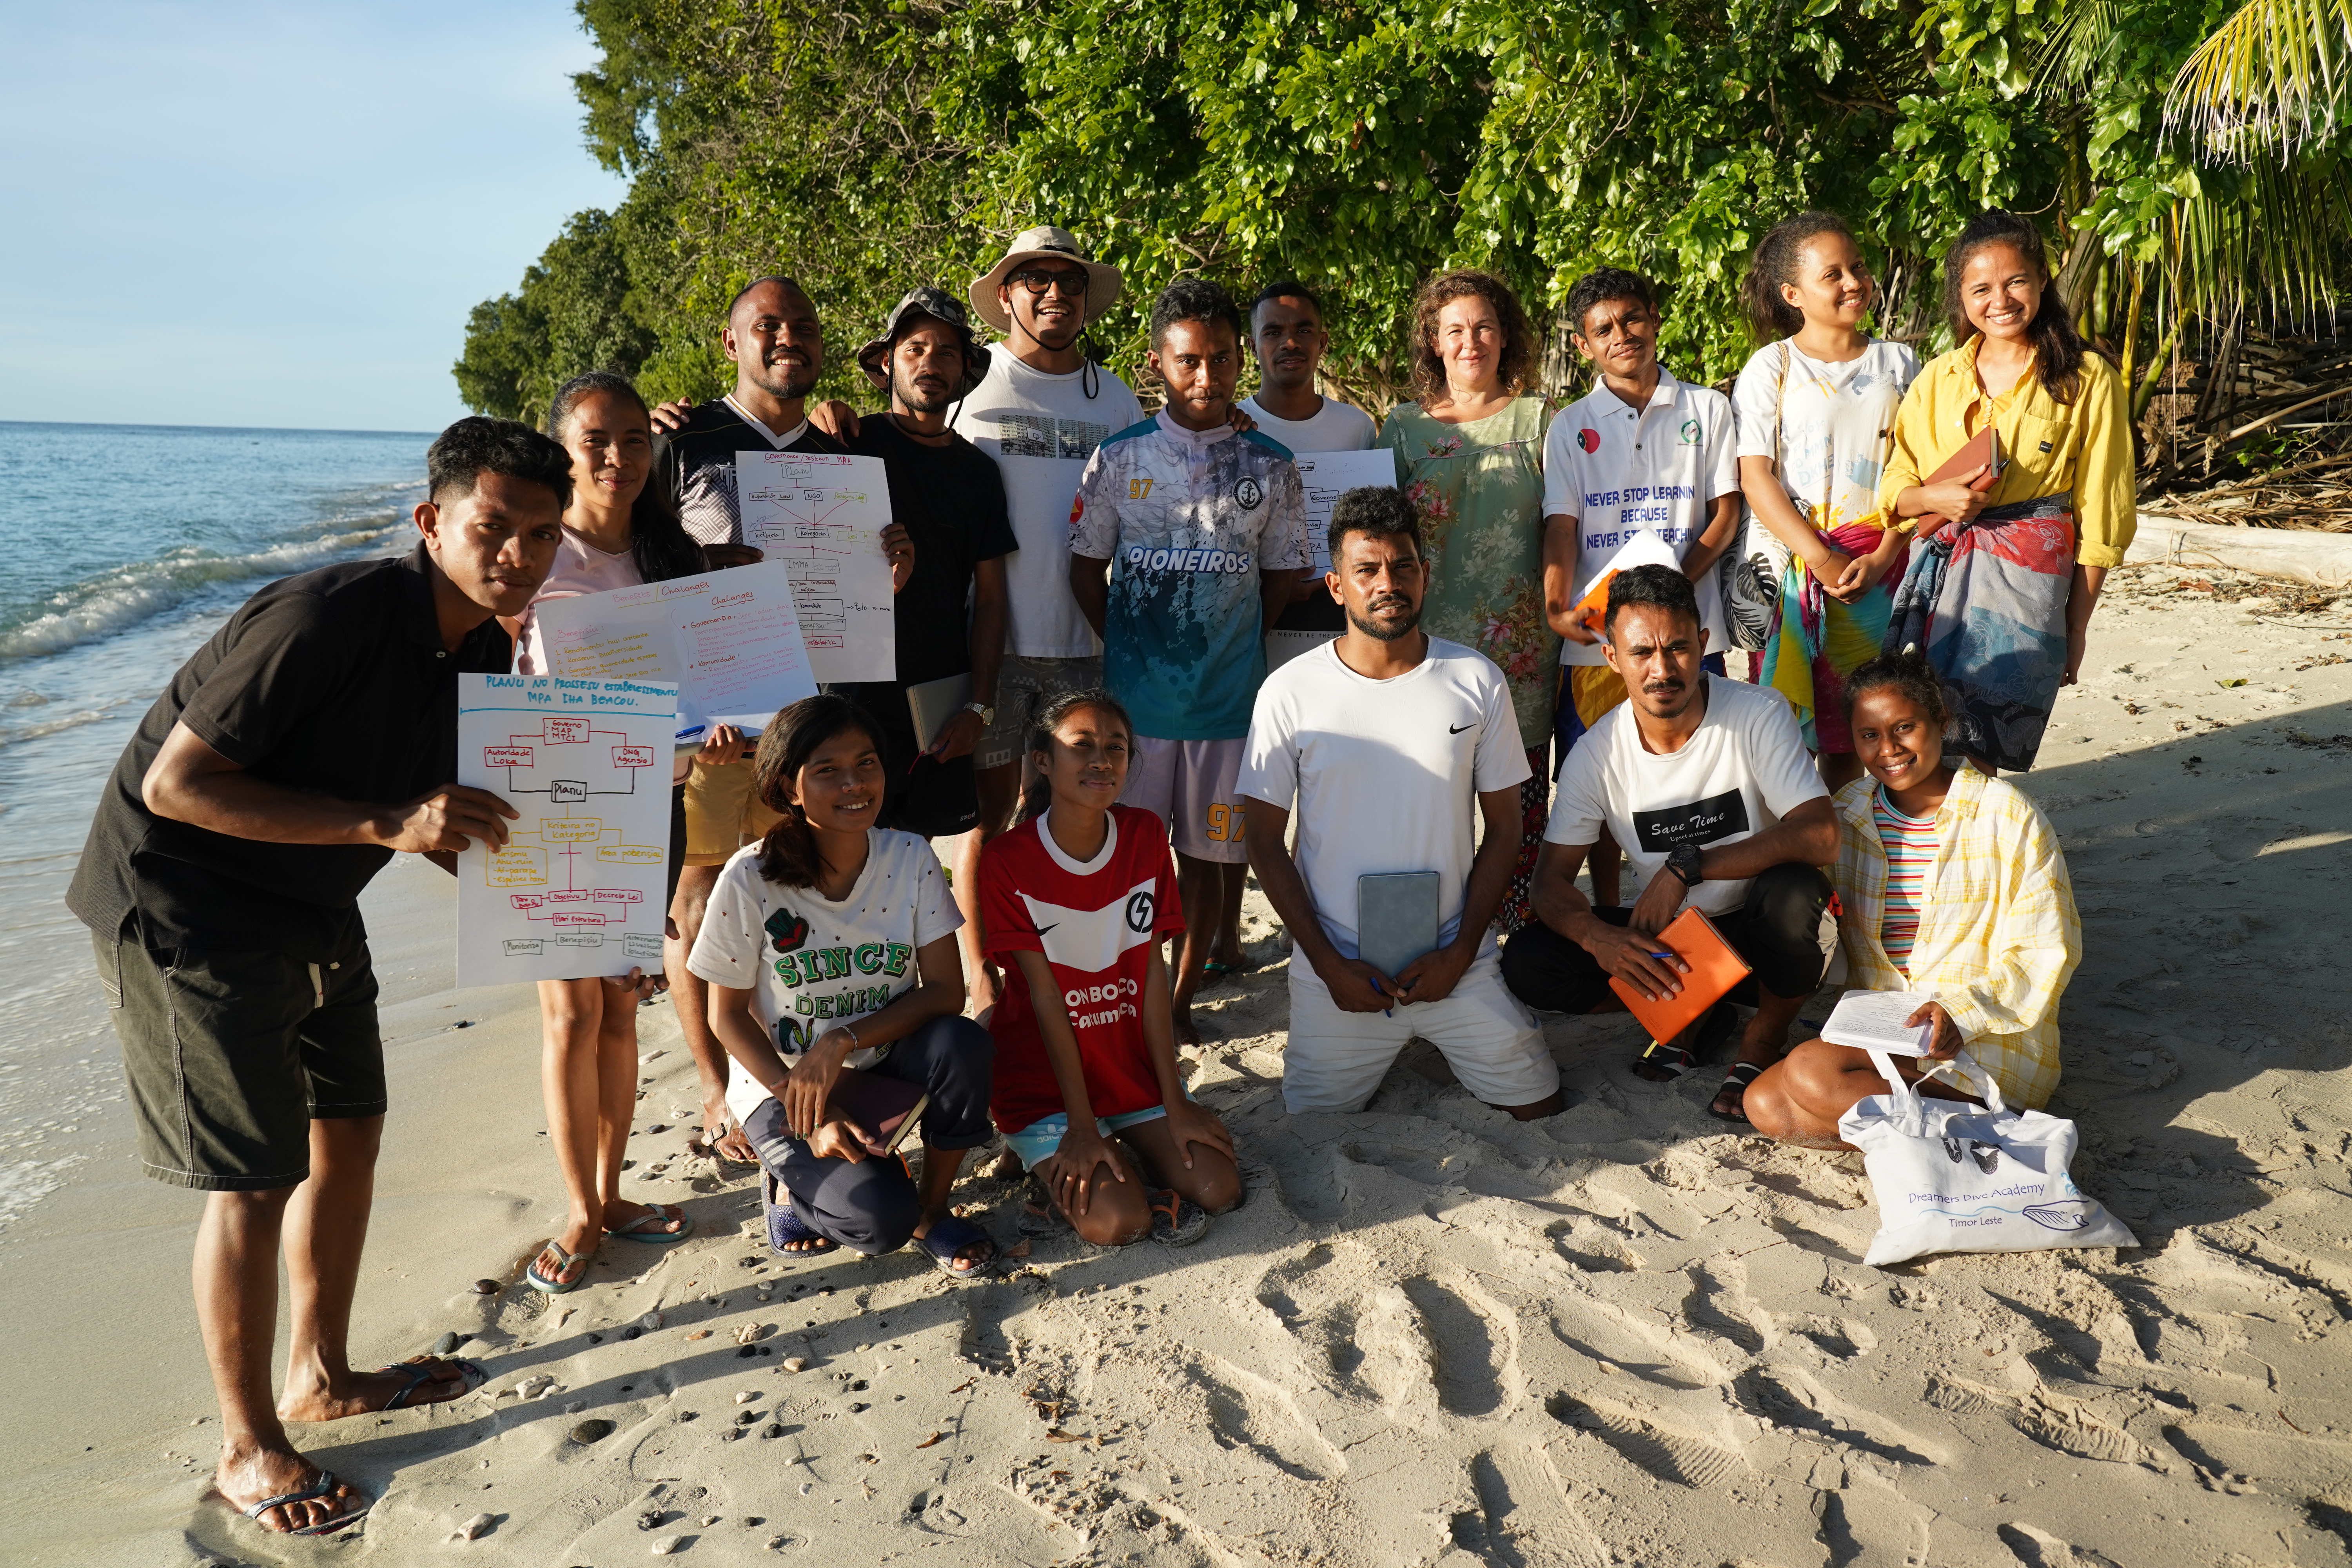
[{"left": 2167, "top": 0, "right": 2352, "bottom": 162}]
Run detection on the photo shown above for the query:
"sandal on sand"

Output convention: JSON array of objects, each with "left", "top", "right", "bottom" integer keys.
[
  {"left": 1630, "top": 1002, "right": 1738, "bottom": 1083},
  {"left": 606, "top": 1203, "right": 695, "bottom": 1243},
  {"left": 1147, "top": 1189, "right": 1211, "bottom": 1248},
  {"left": 239, "top": 1467, "right": 371, "bottom": 1537},
  {"left": 764, "top": 1181, "right": 838, "bottom": 1256},
  {"left": 1203, "top": 960, "right": 1245, "bottom": 978},
  {"left": 376, "top": 1356, "right": 487, "bottom": 1410},
  {"left": 1710, "top": 1062, "right": 1766, "bottom": 1123},
  {"left": 526, "top": 1241, "right": 587, "bottom": 1294},
  {"left": 1018, "top": 1176, "right": 1071, "bottom": 1239},
  {"left": 915, "top": 1215, "right": 999, "bottom": 1281}
]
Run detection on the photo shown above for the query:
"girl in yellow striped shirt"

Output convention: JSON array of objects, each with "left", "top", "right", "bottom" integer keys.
[{"left": 1743, "top": 652, "right": 2081, "bottom": 1145}]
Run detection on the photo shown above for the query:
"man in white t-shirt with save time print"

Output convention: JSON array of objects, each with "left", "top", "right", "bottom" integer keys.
[
  {"left": 1543, "top": 267, "right": 1742, "bottom": 907},
  {"left": 1501, "top": 564, "right": 1837, "bottom": 1125},
  {"left": 1240, "top": 487, "right": 1561, "bottom": 1117}
]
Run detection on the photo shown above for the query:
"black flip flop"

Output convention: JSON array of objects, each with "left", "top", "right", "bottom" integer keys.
[{"left": 1709, "top": 1061, "right": 1765, "bottom": 1123}]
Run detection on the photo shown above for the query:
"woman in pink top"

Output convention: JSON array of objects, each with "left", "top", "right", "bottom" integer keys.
[{"left": 506, "top": 373, "right": 731, "bottom": 1292}]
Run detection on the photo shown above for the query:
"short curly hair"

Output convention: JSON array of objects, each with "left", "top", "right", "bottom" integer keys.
[
  {"left": 1150, "top": 277, "right": 1244, "bottom": 349},
  {"left": 426, "top": 416, "right": 572, "bottom": 512},
  {"left": 1408, "top": 269, "right": 1536, "bottom": 403}
]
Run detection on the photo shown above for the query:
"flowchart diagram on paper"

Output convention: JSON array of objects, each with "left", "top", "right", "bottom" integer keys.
[
  {"left": 454, "top": 675, "right": 677, "bottom": 987},
  {"left": 735, "top": 451, "right": 896, "bottom": 683}
]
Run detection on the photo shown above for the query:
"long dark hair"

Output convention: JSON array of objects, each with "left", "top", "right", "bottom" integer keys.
[
  {"left": 546, "top": 371, "right": 708, "bottom": 583},
  {"left": 1016, "top": 688, "right": 1135, "bottom": 826},
  {"left": 751, "top": 695, "right": 887, "bottom": 888},
  {"left": 1741, "top": 211, "right": 1862, "bottom": 347},
  {"left": 1940, "top": 211, "right": 2092, "bottom": 405},
  {"left": 1408, "top": 269, "right": 1536, "bottom": 403}
]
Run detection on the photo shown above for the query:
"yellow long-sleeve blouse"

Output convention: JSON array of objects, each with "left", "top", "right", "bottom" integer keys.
[
  {"left": 1831, "top": 764, "right": 2080, "bottom": 1110},
  {"left": 1877, "top": 336, "right": 2136, "bottom": 568}
]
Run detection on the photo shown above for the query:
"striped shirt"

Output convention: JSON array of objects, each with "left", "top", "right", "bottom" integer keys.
[{"left": 1870, "top": 791, "right": 1940, "bottom": 973}]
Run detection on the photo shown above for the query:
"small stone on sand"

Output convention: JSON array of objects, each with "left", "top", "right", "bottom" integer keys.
[
  {"left": 432, "top": 1331, "right": 462, "bottom": 1356},
  {"left": 762, "top": 1422, "right": 785, "bottom": 1438},
  {"left": 782, "top": 1357, "right": 807, "bottom": 1372},
  {"left": 736, "top": 1390, "right": 759, "bottom": 1403},
  {"left": 450, "top": 1511, "right": 494, "bottom": 1541},
  {"left": 470, "top": 1279, "right": 499, "bottom": 1295},
  {"left": 651, "top": 1537, "right": 682, "bottom": 1555},
  {"left": 570, "top": 1419, "right": 615, "bottom": 1444}
]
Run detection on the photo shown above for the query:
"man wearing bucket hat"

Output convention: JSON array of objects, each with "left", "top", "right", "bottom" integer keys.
[
  {"left": 949, "top": 230, "right": 1144, "bottom": 848},
  {"left": 833, "top": 287, "right": 1017, "bottom": 982}
]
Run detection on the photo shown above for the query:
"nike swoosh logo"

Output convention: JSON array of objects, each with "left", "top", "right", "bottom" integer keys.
[
  {"left": 1034, "top": 923, "right": 1058, "bottom": 936},
  {"left": 1448, "top": 723, "right": 1474, "bottom": 734}
]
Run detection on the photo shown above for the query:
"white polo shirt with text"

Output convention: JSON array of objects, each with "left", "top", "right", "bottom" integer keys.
[{"left": 1541, "top": 368, "right": 1740, "bottom": 667}]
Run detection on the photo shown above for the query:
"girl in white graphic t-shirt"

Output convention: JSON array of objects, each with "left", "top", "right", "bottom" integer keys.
[{"left": 688, "top": 695, "right": 1001, "bottom": 1279}]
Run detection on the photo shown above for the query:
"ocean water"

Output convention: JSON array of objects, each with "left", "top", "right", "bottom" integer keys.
[{"left": 0, "top": 421, "right": 432, "bottom": 1227}]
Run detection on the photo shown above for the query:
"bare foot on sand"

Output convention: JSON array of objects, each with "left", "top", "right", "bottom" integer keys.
[{"left": 278, "top": 1354, "right": 483, "bottom": 1422}]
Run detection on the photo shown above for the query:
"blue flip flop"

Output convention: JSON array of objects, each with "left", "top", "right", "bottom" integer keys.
[
  {"left": 915, "top": 1214, "right": 999, "bottom": 1281},
  {"left": 605, "top": 1203, "right": 695, "bottom": 1243},
  {"left": 526, "top": 1240, "right": 587, "bottom": 1294},
  {"left": 376, "top": 1356, "right": 487, "bottom": 1410}
]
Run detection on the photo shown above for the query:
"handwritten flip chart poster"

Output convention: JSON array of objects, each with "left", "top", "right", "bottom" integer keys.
[
  {"left": 455, "top": 674, "right": 677, "bottom": 987},
  {"left": 1294, "top": 449, "right": 1403, "bottom": 577},
  {"left": 532, "top": 561, "right": 818, "bottom": 738},
  {"left": 735, "top": 451, "right": 896, "bottom": 683},
  {"left": 1267, "top": 449, "right": 1401, "bottom": 671}
]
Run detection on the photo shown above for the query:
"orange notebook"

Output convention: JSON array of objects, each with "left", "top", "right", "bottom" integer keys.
[
  {"left": 1607, "top": 905, "right": 1752, "bottom": 1044},
  {"left": 1913, "top": 426, "right": 2005, "bottom": 539}
]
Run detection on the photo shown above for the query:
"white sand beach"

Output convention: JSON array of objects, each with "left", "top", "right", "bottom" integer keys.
[{"left": 7, "top": 561, "right": 2352, "bottom": 1568}]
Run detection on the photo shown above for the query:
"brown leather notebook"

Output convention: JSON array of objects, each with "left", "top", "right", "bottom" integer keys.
[
  {"left": 1607, "top": 905, "right": 1753, "bottom": 1043},
  {"left": 1913, "top": 426, "right": 2005, "bottom": 538}
]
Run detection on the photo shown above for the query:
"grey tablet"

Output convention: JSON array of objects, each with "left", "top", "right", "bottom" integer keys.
[{"left": 1357, "top": 871, "right": 1439, "bottom": 981}]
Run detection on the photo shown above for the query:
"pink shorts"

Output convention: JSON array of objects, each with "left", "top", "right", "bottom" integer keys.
[{"left": 1120, "top": 735, "right": 1249, "bottom": 863}]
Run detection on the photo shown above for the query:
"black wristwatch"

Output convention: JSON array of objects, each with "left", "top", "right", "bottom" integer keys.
[{"left": 1666, "top": 843, "right": 1705, "bottom": 888}]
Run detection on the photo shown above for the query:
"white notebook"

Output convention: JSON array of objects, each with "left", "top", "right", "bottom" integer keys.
[{"left": 1822, "top": 989, "right": 1938, "bottom": 1056}]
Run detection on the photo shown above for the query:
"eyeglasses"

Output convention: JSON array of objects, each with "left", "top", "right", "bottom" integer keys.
[{"left": 1008, "top": 268, "right": 1091, "bottom": 297}]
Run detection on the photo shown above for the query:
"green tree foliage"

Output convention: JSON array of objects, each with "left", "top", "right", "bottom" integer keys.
[
  {"left": 452, "top": 209, "right": 655, "bottom": 427},
  {"left": 457, "top": 0, "right": 2352, "bottom": 428}
]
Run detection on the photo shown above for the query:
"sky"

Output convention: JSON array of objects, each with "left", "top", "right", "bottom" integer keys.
[{"left": 0, "top": 0, "right": 630, "bottom": 432}]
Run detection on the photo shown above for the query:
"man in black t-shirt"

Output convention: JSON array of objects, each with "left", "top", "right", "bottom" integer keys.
[
  {"left": 65, "top": 419, "right": 569, "bottom": 1536},
  {"left": 837, "top": 287, "right": 1016, "bottom": 983},
  {"left": 651, "top": 275, "right": 915, "bottom": 1163}
]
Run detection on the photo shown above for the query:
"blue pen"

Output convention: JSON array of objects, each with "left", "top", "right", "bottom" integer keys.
[{"left": 1369, "top": 977, "right": 1393, "bottom": 1019}]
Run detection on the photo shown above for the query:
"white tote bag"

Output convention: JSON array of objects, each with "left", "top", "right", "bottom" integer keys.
[{"left": 1838, "top": 1050, "right": 2137, "bottom": 1267}]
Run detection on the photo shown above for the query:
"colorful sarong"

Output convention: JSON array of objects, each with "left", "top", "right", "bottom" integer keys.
[
  {"left": 1759, "top": 522, "right": 1906, "bottom": 754},
  {"left": 1880, "top": 496, "right": 2076, "bottom": 772}
]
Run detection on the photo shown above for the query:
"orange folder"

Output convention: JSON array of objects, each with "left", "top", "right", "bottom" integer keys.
[
  {"left": 1567, "top": 570, "right": 1617, "bottom": 642},
  {"left": 1607, "top": 905, "right": 1752, "bottom": 1044},
  {"left": 1913, "top": 426, "right": 2005, "bottom": 539}
]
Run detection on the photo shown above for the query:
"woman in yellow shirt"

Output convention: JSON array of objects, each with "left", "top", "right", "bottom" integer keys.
[{"left": 1877, "top": 211, "right": 2134, "bottom": 773}]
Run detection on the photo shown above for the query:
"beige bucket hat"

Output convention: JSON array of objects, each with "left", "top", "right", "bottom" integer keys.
[{"left": 967, "top": 225, "right": 1124, "bottom": 335}]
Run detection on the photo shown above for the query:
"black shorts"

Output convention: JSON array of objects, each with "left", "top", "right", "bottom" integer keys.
[{"left": 95, "top": 925, "right": 384, "bottom": 1192}]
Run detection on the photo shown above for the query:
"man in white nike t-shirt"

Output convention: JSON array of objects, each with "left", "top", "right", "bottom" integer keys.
[{"left": 1239, "top": 488, "right": 1561, "bottom": 1117}]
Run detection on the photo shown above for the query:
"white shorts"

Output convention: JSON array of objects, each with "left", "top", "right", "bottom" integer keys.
[
  {"left": 1283, "top": 949, "right": 1557, "bottom": 1113},
  {"left": 1121, "top": 735, "right": 1249, "bottom": 864}
]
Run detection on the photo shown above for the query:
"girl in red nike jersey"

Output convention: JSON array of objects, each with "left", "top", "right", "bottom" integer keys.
[{"left": 980, "top": 690, "right": 1243, "bottom": 1246}]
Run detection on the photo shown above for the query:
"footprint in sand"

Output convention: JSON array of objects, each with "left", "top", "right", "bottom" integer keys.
[{"left": 1544, "top": 1392, "right": 1745, "bottom": 1488}]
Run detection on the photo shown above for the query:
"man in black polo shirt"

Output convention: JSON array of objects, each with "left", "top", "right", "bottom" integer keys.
[{"left": 66, "top": 418, "right": 568, "bottom": 1537}]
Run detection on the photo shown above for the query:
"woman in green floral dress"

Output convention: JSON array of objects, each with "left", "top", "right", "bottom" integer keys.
[{"left": 1381, "top": 269, "right": 1558, "bottom": 927}]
